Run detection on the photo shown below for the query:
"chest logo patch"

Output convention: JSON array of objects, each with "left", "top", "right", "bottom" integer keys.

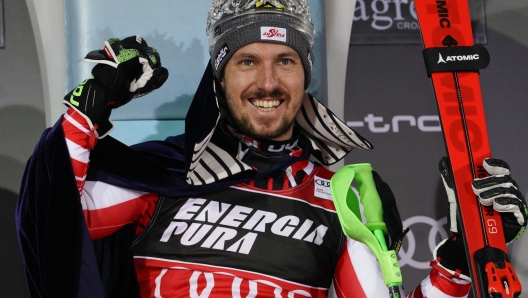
[{"left": 314, "top": 176, "right": 332, "bottom": 201}]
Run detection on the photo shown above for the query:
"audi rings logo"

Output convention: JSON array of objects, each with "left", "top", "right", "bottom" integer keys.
[
  {"left": 398, "top": 216, "right": 448, "bottom": 269},
  {"left": 315, "top": 179, "right": 330, "bottom": 187}
]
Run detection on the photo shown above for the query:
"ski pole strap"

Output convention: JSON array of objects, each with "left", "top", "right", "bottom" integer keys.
[{"left": 330, "top": 163, "right": 402, "bottom": 292}]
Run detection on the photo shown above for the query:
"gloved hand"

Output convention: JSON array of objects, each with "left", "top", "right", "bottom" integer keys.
[
  {"left": 472, "top": 158, "right": 527, "bottom": 243},
  {"left": 372, "top": 171, "right": 409, "bottom": 254},
  {"left": 433, "top": 157, "right": 528, "bottom": 281},
  {"left": 64, "top": 35, "right": 169, "bottom": 137},
  {"left": 433, "top": 157, "right": 471, "bottom": 281}
]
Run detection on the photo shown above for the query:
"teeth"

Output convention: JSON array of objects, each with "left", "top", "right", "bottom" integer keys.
[{"left": 252, "top": 100, "right": 281, "bottom": 110}]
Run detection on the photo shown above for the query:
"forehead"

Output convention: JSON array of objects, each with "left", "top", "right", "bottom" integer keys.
[{"left": 231, "top": 42, "right": 300, "bottom": 59}]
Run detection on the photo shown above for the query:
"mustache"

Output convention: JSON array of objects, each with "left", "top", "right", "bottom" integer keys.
[{"left": 242, "top": 88, "right": 288, "bottom": 100}]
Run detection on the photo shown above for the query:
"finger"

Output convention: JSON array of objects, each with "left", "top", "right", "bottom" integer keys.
[
  {"left": 441, "top": 174, "right": 459, "bottom": 232},
  {"left": 483, "top": 158, "right": 510, "bottom": 176},
  {"left": 133, "top": 69, "right": 169, "bottom": 99},
  {"left": 494, "top": 197, "right": 526, "bottom": 226},
  {"left": 153, "top": 67, "right": 169, "bottom": 89},
  {"left": 82, "top": 51, "right": 118, "bottom": 68},
  {"left": 439, "top": 157, "right": 459, "bottom": 233},
  {"left": 439, "top": 157, "right": 454, "bottom": 187},
  {"left": 103, "top": 39, "right": 122, "bottom": 64},
  {"left": 477, "top": 186, "right": 521, "bottom": 205},
  {"left": 129, "top": 57, "right": 155, "bottom": 91},
  {"left": 472, "top": 175, "right": 516, "bottom": 195},
  {"left": 121, "top": 35, "right": 148, "bottom": 49},
  {"left": 145, "top": 48, "right": 161, "bottom": 68}
]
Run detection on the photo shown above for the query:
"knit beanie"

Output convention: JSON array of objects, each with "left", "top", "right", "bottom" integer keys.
[{"left": 206, "top": 0, "right": 315, "bottom": 89}]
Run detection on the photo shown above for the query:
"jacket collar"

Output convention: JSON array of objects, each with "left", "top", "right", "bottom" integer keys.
[{"left": 183, "top": 64, "right": 373, "bottom": 185}]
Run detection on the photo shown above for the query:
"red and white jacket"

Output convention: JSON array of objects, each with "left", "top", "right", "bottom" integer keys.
[{"left": 63, "top": 108, "right": 471, "bottom": 298}]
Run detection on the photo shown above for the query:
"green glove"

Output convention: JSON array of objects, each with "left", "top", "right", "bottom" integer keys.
[{"left": 64, "top": 35, "right": 169, "bottom": 136}]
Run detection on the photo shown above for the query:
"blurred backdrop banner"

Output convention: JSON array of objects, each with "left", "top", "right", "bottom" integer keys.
[
  {"left": 65, "top": 0, "right": 327, "bottom": 122},
  {"left": 350, "top": 0, "right": 487, "bottom": 44},
  {"left": 65, "top": 0, "right": 327, "bottom": 146}
]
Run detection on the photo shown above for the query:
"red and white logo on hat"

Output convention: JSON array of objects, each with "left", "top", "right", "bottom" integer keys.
[{"left": 261, "top": 27, "right": 287, "bottom": 42}]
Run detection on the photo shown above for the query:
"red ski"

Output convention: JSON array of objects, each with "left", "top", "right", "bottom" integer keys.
[{"left": 414, "top": 1, "right": 522, "bottom": 297}]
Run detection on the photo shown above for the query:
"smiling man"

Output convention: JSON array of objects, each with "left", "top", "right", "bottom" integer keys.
[
  {"left": 16, "top": 0, "right": 527, "bottom": 298},
  {"left": 222, "top": 43, "right": 305, "bottom": 141}
]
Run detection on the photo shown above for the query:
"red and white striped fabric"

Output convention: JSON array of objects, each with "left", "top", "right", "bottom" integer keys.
[
  {"left": 134, "top": 258, "right": 330, "bottom": 298},
  {"left": 406, "top": 260, "right": 471, "bottom": 298},
  {"left": 62, "top": 108, "right": 158, "bottom": 239},
  {"left": 62, "top": 108, "right": 95, "bottom": 194},
  {"left": 62, "top": 107, "right": 472, "bottom": 298}
]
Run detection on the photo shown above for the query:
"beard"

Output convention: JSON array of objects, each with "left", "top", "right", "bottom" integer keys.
[
  {"left": 228, "top": 113, "right": 293, "bottom": 141},
  {"left": 225, "top": 88, "right": 300, "bottom": 141}
]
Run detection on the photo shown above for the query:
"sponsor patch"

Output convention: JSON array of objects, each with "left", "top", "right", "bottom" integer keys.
[
  {"left": 261, "top": 27, "right": 287, "bottom": 42},
  {"left": 159, "top": 197, "right": 329, "bottom": 254},
  {"left": 214, "top": 44, "right": 230, "bottom": 70},
  {"left": 437, "top": 53, "right": 480, "bottom": 64},
  {"left": 314, "top": 176, "right": 332, "bottom": 200}
]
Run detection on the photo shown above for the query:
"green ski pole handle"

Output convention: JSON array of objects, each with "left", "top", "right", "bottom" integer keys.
[{"left": 330, "top": 163, "right": 402, "bottom": 297}]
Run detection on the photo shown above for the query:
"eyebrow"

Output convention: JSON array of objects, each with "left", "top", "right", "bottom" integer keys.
[
  {"left": 234, "top": 53, "right": 259, "bottom": 59},
  {"left": 233, "top": 51, "right": 299, "bottom": 60},
  {"left": 276, "top": 52, "right": 299, "bottom": 59}
]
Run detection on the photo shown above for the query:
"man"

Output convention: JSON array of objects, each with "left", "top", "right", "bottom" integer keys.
[{"left": 16, "top": 0, "right": 527, "bottom": 297}]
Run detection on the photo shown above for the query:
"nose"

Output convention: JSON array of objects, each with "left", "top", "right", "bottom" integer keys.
[{"left": 255, "top": 62, "right": 279, "bottom": 93}]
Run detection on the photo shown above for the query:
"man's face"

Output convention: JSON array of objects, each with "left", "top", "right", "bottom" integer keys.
[{"left": 221, "top": 42, "right": 306, "bottom": 141}]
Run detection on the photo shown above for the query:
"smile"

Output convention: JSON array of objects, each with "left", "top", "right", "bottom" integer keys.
[{"left": 250, "top": 99, "right": 282, "bottom": 111}]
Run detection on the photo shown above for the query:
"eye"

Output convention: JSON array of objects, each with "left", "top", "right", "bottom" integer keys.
[
  {"left": 241, "top": 60, "right": 254, "bottom": 66},
  {"left": 279, "top": 58, "right": 293, "bottom": 65}
]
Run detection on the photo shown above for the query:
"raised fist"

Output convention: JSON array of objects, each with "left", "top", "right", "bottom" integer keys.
[{"left": 64, "top": 35, "right": 169, "bottom": 136}]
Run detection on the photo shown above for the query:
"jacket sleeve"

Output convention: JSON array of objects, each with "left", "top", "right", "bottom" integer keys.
[
  {"left": 333, "top": 238, "right": 471, "bottom": 298},
  {"left": 62, "top": 108, "right": 156, "bottom": 240},
  {"left": 406, "top": 259, "right": 471, "bottom": 298},
  {"left": 15, "top": 115, "right": 106, "bottom": 297},
  {"left": 333, "top": 238, "right": 399, "bottom": 297}
]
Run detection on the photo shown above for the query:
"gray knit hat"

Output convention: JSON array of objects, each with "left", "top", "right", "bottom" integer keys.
[{"left": 206, "top": 0, "right": 315, "bottom": 89}]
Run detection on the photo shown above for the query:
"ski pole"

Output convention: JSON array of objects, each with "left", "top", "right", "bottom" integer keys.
[{"left": 330, "top": 163, "right": 402, "bottom": 298}]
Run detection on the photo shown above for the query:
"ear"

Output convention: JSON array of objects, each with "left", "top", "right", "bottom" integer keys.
[{"left": 214, "top": 77, "right": 225, "bottom": 94}]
